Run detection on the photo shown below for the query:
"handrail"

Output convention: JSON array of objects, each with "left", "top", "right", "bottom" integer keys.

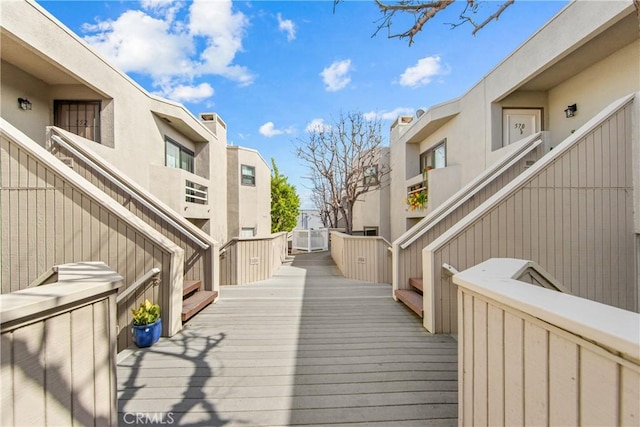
[
  {"left": 397, "top": 133, "right": 543, "bottom": 249},
  {"left": 116, "top": 267, "right": 161, "bottom": 305},
  {"left": 219, "top": 231, "right": 290, "bottom": 254},
  {"left": 30, "top": 266, "right": 59, "bottom": 287},
  {"left": 50, "top": 133, "right": 210, "bottom": 250}
]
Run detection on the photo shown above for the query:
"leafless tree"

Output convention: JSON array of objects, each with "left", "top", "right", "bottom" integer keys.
[
  {"left": 335, "top": 0, "right": 515, "bottom": 46},
  {"left": 309, "top": 168, "right": 340, "bottom": 228},
  {"left": 296, "top": 112, "right": 389, "bottom": 234}
]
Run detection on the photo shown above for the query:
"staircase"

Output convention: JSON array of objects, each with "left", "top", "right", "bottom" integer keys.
[
  {"left": 395, "top": 277, "right": 423, "bottom": 317},
  {"left": 182, "top": 280, "right": 217, "bottom": 322},
  {"left": 48, "top": 128, "right": 221, "bottom": 333}
]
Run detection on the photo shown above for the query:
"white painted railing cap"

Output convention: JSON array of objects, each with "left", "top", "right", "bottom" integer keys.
[
  {"left": 1, "top": 262, "right": 123, "bottom": 327},
  {"left": 453, "top": 258, "right": 640, "bottom": 363}
]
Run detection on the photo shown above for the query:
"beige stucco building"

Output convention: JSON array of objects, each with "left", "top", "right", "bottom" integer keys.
[
  {"left": 351, "top": 147, "right": 391, "bottom": 240},
  {"left": 0, "top": 0, "right": 275, "bottom": 345},
  {"left": 384, "top": 0, "right": 640, "bottom": 331},
  {"left": 389, "top": 0, "right": 639, "bottom": 241},
  {"left": 226, "top": 146, "right": 272, "bottom": 238},
  {"left": 1, "top": 0, "right": 272, "bottom": 245}
]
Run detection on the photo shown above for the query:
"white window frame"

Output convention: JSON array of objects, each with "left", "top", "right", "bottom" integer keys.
[{"left": 241, "top": 164, "right": 256, "bottom": 186}]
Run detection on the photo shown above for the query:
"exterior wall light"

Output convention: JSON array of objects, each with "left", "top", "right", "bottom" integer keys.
[
  {"left": 564, "top": 104, "right": 577, "bottom": 118},
  {"left": 17, "top": 98, "right": 32, "bottom": 110}
]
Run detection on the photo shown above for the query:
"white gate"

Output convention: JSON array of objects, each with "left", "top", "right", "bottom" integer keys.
[{"left": 292, "top": 229, "right": 328, "bottom": 252}]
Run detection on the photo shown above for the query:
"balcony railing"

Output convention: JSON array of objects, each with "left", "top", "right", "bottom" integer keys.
[{"left": 185, "top": 180, "right": 208, "bottom": 204}]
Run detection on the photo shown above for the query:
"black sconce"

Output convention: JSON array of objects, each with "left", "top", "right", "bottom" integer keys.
[
  {"left": 564, "top": 104, "right": 577, "bottom": 118},
  {"left": 17, "top": 98, "right": 32, "bottom": 110}
]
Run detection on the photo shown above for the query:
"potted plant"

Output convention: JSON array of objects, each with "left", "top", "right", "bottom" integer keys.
[
  {"left": 405, "top": 167, "right": 431, "bottom": 211},
  {"left": 131, "top": 299, "right": 162, "bottom": 348}
]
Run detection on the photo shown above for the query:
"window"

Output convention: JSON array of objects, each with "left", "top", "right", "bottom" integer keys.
[
  {"left": 240, "top": 227, "right": 255, "bottom": 237},
  {"left": 165, "top": 137, "right": 194, "bottom": 173},
  {"left": 241, "top": 165, "right": 255, "bottom": 186},
  {"left": 420, "top": 139, "right": 446, "bottom": 171},
  {"left": 54, "top": 100, "right": 101, "bottom": 143},
  {"left": 363, "top": 227, "right": 378, "bottom": 236},
  {"left": 363, "top": 164, "right": 379, "bottom": 186}
]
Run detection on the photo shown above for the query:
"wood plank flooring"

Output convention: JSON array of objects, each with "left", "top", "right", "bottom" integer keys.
[{"left": 117, "top": 252, "right": 458, "bottom": 426}]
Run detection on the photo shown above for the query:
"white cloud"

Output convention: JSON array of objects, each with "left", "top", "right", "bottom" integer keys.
[
  {"left": 277, "top": 13, "right": 296, "bottom": 41},
  {"left": 364, "top": 107, "right": 414, "bottom": 121},
  {"left": 320, "top": 59, "right": 352, "bottom": 92},
  {"left": 399, "top": 55, "right": 447, "bottom": 88},
  {"left": 163, "top": 82, "right": 214, "bottom": 102},
  {"left": 83, "top": 10, "right": 193, "bottom": 78},
  {"left": 259, "top": 121, "right": 294, "bottom": 137},
  {"left": 188, "top": 0, "right": 254, "bottom": 86},
  {"left": 305, "top": 118, "right": 331, "bottom": 133},
  {"left": 81, "top": 0, "right": 253, "bottom": 103},
  {"left": 140, "top": 0, "right": 184, "bottom": 22}
]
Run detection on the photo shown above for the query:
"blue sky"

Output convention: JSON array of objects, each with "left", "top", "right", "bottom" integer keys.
[{"left": 37, "top": 0, "right": 567, "bottom": 207}]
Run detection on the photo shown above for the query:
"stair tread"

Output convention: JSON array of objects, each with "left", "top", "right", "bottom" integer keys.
[
  {"left": 395, "top": 289, "right": 423, "bottom": 318},
  {"left": 183, "top": 280, "right": 202, "bottom": 297},
  {"left": 182, "top": 290, "right": 217, "bottom": 322},
  {"left": 409, "top": 277, "right": 423, "bottom": 292}
]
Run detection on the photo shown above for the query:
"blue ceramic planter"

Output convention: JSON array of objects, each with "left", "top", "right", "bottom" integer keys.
[{"left": 131, "top": 318, "right": 162, "bottom": 348}]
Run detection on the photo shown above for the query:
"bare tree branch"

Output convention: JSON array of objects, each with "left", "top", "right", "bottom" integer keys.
[
  {"left": 451, "top": 0, "right": 515, "bottom": 35},
  {"left": 296, "top": 112, "right": 389, "bottom": 234},
  {"left": 335, "top": 0, "right": 516, "bottom": 46}
]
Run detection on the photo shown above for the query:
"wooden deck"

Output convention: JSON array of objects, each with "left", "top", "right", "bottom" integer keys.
[{"left": 117, "top": 252, "right": 458, "bottom": 426}]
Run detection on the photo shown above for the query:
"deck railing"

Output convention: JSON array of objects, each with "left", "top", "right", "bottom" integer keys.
[
  {"left": 454, "top": 258, "right": 640, "bottom": 425},
  {"left": 220, "top": 232, "right": 288, "bottom": 285},
  {"left": 46, "top": 126, "right": 222, "bottom": 335},
  {"left": 330, "top": 232, "right": 392, "bottom": 284},
  {"left": 1, "top": 262, "right": 122, "bottom": 427},
  {"left": 392, "top": 132, "right": 544, "bottom": 298},
  {"left": 1, "top": 119, "right": 185, "bottom": 350}
]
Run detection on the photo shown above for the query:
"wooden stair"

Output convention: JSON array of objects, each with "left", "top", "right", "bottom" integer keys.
[
  {"left": 182, "top": 280, "right": 217, "bottom": 322},
  {"left": 395, "top": 277, "right": 423, "bottom": 317}
]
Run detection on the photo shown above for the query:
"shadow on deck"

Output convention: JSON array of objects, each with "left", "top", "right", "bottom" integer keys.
[{"left": 117, "top": 251, "right": 457, "bottom": 426}]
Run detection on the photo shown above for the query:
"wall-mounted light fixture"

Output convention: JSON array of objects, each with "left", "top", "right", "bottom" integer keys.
[
  {"left": 17, "top": 98, "right": 32, "bottom": 110},
  {"left": 564, "top": 104, "right": 577, "bottom": 118}
]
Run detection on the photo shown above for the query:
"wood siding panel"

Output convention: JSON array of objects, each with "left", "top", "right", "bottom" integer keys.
[
  {"left": 580, "top": 349, "right": 619, "bottom": 426},
  {"left": 221, "top": 234, "right": 289, "bottom": 286},
  {"left": 459, "top": 285, "right": 639, "bottom": 427},
  {"left": 472, "top": 298, "right": 488, "bottom": 426},
  {"left": 1, "top": 290, "right": 119, "bottom": 426},
  {"left": 51, "top": 144, "right": 209, "bottom": 292},
  {"left": 396, "top": 147, "right": 540, "bottom": 292},
  {"left": 461, "top": 292, "right": 474, "bottom": 425},
  {"left": 44, "top": 312, "right": 73, "bottom": 426},
  {"left": 0, "top": 135, "right": 178, "bottom": 350},
  {"left": 331, "top": 233, "right": 392, "bottom": 284},
  {"left": 524, "top": 322, "right": 548, "bottom": 426},
  {"left": 486, "top": 305, "right": 504, "bottom": 426},
  {"left": 548, "top": 332, "right": 578, "bottom": 426},
  {"left": 621, "top": 366, "right": 640, "bottom": 425},
  {"left": 429, "top": 103, "right": 636, "bottom": 334},
  {"left": 12, "top": 322, "right": 46, "bottom": 426},
  {"left": 0, "top": 333, "right": 13, "bottom": 426},
  {"left": 503, "top": 312, "right": 524, "bottom": 425}
]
